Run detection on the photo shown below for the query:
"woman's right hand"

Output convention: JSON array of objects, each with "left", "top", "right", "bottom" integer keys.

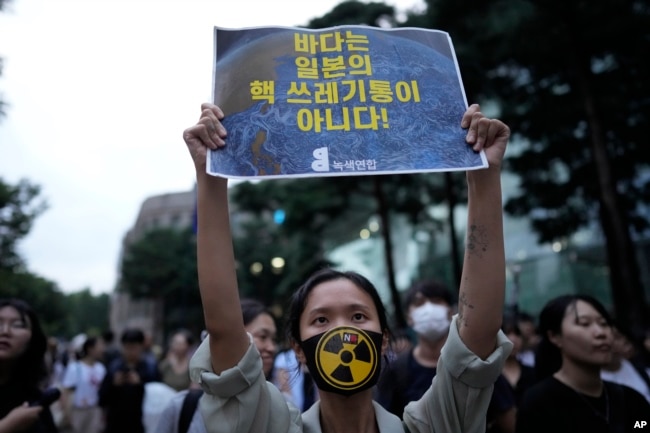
[
  {"left": 0, "top": 402, "right": 42, "bottom": 432},
  {"left": 182, "top": 103, "right": 228, "bottom": 172}
]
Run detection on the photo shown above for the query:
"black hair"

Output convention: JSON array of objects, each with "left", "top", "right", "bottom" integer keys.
[
  {"left": 102, "top": 329, "right": 115, "bottom": 343},
  {"left": 501, "top": 313, "right": 522, "bottom": 336},
  {"left": 0, "top": 298, "right": 48, "bottom": 389},
  {"left": 404, "top": 279, "right": 454, "bottom": 308},
  {"left": 534, "top": 294, "right": 613, "bottom": 380},
  {"left": 168, "top": 328, "right": 195, "bottom": 347},
  {"left": 80, "top": 336, "right": 99, "bottom": 359},
  {"left": 240, "top": 298, "right": 273, "bottom": 327},
  {"left": 285, "top": 268, "right": 391, "bottom": 344},
  {"left": 120, "top": 328, "right": 145, "bottom": 344},
  {"left": 196, "top": 299, "right": 274, "bottom": 344}
]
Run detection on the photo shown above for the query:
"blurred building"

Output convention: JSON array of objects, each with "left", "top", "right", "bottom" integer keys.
[{"left": 110, "top": 188, "right": 196, "bottom": 347}]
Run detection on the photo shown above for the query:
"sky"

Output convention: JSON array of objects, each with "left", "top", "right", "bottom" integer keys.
[{"left": 0, "top": 0, "right": 425, "bottom": 295}]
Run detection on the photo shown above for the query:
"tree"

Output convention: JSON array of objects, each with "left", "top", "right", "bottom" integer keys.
[
  {"left": 306, "top": 1, "right": 398, "bottom": 28},
  {"left": 64, "top": 289, "right": 110, "bottom": 337},
  {"left": 118, "top": 227, "right": 203, "bottom": 337},
  {"left": 229, "top": 165, "right": 461, "bottom": 329},
  {"left": 230, "top": 178, "right": 371, "bottom": 307},
  {"left": 0, "top": 178, "right": 48, "bottom": 271},
  {"left": 419, "top": 0, "right": 650, "bottom": 331},
  {"left": 0, "top": 269, "right": 68, "bottom": 336}
]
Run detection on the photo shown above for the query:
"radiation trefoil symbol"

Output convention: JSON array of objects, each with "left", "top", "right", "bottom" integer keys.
[{"left": 314, "top": 326, "right": 378, "bottom": 391}]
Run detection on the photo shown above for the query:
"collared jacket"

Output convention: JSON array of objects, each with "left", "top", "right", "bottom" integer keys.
[{"left": 189, "top": 316, "right": 513, "bottom": 433}]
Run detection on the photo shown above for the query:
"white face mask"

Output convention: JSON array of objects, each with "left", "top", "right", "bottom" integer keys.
[{"left": 410, "top": 302, "right": 451, "bottom": 342}]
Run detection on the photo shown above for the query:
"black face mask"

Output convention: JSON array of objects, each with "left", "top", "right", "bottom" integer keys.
[{"left": 300, "top": 326, "right": 383, "bottom": 396}]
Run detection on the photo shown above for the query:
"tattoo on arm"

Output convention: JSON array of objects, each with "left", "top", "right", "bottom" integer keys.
[
  {"left": 466, "top": 224, "right": 488, "bottom": 258},
  {"left": 457, "top": 291, "right": 475, "bottom": 328}
]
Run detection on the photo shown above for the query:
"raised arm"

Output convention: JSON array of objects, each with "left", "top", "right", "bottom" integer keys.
[
  {"left": 457, "top": 103, "right": 510, "bottom": 359},
  {"left": 183, "top": 103, "right": 249, "bottom": 373}
]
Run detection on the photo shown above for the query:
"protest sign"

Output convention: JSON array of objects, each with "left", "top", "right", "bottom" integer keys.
[{"left": 209, "top": 25, "right": 486, "bottom": 179}]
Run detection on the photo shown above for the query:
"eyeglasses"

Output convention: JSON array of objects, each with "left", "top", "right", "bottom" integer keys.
[{"left": 0, "top": 319, "right": 30, "bottom": 332}]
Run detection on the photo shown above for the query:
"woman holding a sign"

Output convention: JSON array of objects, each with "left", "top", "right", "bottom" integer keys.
[{"left": 184, "top": 102, "right": 512, "bottom": 433}]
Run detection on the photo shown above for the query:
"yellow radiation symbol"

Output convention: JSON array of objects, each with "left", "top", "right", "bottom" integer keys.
[{"left": 314, "top": 326, "right": 378, "bottom": 391}]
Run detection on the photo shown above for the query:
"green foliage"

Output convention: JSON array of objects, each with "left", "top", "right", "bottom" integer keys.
[
  {"left": 306, "top": 1, "right": 397, "bottom": 28},
  {"left": 118, "top": 227, "right": 203, "bottom": 336},
  {"left": 64, "top": 289, "right": 110, "bottom": 337},
  {"left": 0, "top": 271, "right": 109, "bottom": 338},
  {"left": 229, "top": 171, "right": 459, "bottom": 319},
  {"left": 230, "top": 177, "right": 370, "bottom": 306},
  {"left": 413, "top": 0, "right": 650, "bottom": 328},
  {"left": 0, "top": 177, "right": 109, "bottom": 338},
  {"left": 420, "top": 0, "right": 650, "bottom": 241},
  {"left": 0, "top": 269, "right": 67, "bottom": 336},
  {"left": 119, "top": 227, "right": 197, "bottom": 297},
  {"left": 0, "top": 178, "right": 48, "bottom": 271}
]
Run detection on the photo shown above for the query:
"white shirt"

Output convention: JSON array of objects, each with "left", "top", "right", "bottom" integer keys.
[
  {"left": 601, "top": 359, "right": 650, "bottom": 403},
  {"left": 62, "top": 360, "right": 106, "bottom": 408}
]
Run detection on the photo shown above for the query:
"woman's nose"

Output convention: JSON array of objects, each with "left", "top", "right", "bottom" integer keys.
[{"left": 593, "top": 323, "right": 610, "bottom": 338}]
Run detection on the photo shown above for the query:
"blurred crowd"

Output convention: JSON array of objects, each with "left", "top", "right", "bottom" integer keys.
[{"left": 1, "top": 290, "right": 649, "bottom": 433}]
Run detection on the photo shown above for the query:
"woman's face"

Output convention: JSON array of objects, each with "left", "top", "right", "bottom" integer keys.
[
  {"left": 0, "top": 306, "right": 33, "bottom": 363},
  {"left": 88, "top": 339, "right": 105, "bottom": 361},
  {"left": 170, "top": 333, "right": 190, "bottom": 356},
  {"left": 505, "top": 330, "right": 522, "bottom": 358},
  {"left": 550, "top": 300, "right": 613, "bottom": 368},
  {"left": 245, "top": 313, "right": 277, "bottom": 377},
  {"left": 298, "top": 278, "right": 384, "bottom": 343}
]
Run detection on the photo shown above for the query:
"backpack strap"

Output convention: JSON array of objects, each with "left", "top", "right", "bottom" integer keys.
[{"left": 178, "top": 389, "right": 204, "bottom": 433}]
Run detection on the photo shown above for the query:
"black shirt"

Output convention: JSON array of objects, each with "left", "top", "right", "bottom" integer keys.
[
  {"left": 0, "top": 381, "right": 59, "bottom": 433},
  {"left": 98, "top": 357, "right": 160, "bottom": 433},
  {"left": 516, "top": 376, "right": 650, "bottom": 433}
]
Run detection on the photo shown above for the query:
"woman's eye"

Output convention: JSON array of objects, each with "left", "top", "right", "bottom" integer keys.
[
  {"left": 11, "top": 320, "right": 27, "bottom": 329},
  {"left": 315, "top": 317, "right": 327, "bottom": 324},
  {"left": 352, "top": 313, "right": 365, "bottom": 321}
]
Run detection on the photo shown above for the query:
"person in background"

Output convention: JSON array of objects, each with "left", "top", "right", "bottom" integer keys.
[
  {"left": 375, "top": 279, "right": 456, "bottom": 416},
  {"left": 500, "top": 314, "right": 537, "bottom": 406},
  {"left": 60, "top": 336, "right": 106, "bottom": 433},
  {"left": 154, "top": 298, "right": 279, "bottom": 433},
  {"left": 515, "top": 312, "right": 539, "bottom": 367},
  {"left": 99, "top": 328, "right": 160, "bottom": 433},
  {"left": 375, "top": 279, "right": 516, "bottom": 432},
  {"left": 101, "top": 330, "right": 121, "bottom": 370},
  {"left": 184, "top": 102, "right": 512, "bottom": 432},
  {"left": 44, "top": 337, "right": 66, "bottom": 389},
  {"left": 485, "top": 315, "right": 538, "bottom": 433},
  {"left": 600, "top": 325, "right": 650, "bottom": 403},
  {"left": 142, "top": 331, "right": 162, "bottom": 380},
  {"left": 515, "top": 294, "right": 650, "bottom": 433},
  {"left": 0, "top": 298, "right": 59, "bottom": 433},
  {"left": 159, "top": 329, "right": 195, "bottom": 392},
  {"left": 272, "top": 346, "right": 318, "bottom": 412}
]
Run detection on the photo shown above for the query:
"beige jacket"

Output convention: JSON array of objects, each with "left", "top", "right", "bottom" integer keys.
[{"left": 190, "top": 316, "right": 513, "bottom": 433}]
